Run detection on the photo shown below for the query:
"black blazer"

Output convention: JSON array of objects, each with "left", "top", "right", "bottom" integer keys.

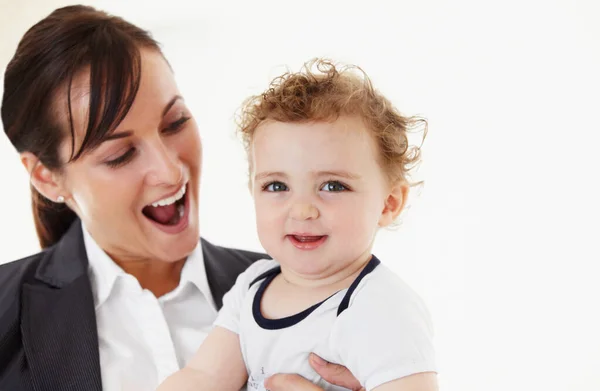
[{"left": 0, "top": 220, "right": 267, "bottom": 391}]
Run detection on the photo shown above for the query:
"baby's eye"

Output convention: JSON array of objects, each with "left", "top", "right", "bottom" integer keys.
[
  {"left": 264, "top": 181, "right": 288, "bottom": 192},
  {"left": 320, "top": 181, "right": 348, "bottom": 192}
]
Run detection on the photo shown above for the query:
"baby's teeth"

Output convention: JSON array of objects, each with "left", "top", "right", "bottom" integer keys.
[{"left": 178, "top": 204, "right": 184, "bottom": 217}]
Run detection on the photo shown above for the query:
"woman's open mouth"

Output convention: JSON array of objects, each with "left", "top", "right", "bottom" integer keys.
[{"left": 142, "top": 183, "right": 190, "bottom": 234}]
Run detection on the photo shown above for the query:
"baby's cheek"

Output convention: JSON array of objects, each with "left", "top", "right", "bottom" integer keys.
[{"left": 256, "top": 214, "right": 282, "bottom": 242}]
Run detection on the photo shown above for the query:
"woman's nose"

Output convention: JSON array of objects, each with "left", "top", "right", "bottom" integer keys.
[
  {"left": 289, "top": 202, "right": 320, "bottom": 221},
  {"left": 144, "top": 142, "right": 184, "bottom": 187}
]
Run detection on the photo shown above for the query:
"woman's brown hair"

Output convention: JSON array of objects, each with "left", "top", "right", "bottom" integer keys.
[{"left": 2, "top": 5, "right": 160, "bottom": 248}]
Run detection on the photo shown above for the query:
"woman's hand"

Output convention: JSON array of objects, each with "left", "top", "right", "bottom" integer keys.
[{"left": 264, "top": 353, "right": 364, "bottom": 391}]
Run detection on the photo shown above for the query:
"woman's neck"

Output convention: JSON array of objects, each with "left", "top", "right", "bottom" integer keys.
[{"left": 109, "top": 254, "right": 186, "bottom": 298}]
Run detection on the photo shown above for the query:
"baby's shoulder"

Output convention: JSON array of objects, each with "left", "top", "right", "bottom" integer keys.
[{"left": 347, "top": 262, "right": 430, "bottom": 315}]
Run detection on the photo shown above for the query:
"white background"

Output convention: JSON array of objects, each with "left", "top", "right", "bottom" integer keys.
[{"left": 1, "top": 1, "right": 599, "bottom": 390}]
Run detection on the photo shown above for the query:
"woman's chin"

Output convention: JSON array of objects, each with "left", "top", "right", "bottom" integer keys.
[
  {"left": 142, "top": 217, "right": 200, "bottom": 262},
  {"left": 153, "top": 236, "right": 199, "bottom": 263}
]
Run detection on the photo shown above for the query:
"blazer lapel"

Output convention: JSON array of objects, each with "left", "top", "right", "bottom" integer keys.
[
  {"left": 200, "top": 238, "right": 232, "bottom": 310},
  {"left": 201, "top": 238, "right": 268, "bottom": 310},
  {"left": 21, "top": 221, "right": 102, "bottom": 391}
]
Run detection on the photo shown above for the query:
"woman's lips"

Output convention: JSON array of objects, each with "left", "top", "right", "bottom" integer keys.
[{"left": 142, "top": 184, "right": 190, "bottom": 234}]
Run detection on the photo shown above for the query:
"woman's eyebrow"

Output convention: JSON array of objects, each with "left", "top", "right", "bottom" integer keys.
[
  {"left": 98, "top": 95, "right": 184, "bottom": 144},
  {"left": 162, "top": 95, "right": 183, "bottom": 117},
  {"left": 102, "top": 131, "right": 133, "bottom": 142}
]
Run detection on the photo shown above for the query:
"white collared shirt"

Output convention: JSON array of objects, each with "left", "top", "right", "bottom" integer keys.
[{"left": 83, "top": 227, "right": 218, "bottom": 390}]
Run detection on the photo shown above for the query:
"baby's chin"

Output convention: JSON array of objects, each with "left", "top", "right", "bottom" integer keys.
[
  {"left": 278, "top": 256, "right": 344, "bottom": 281},
  {"left": 275, "top": 246, "right": 373, "bottom": 284}
]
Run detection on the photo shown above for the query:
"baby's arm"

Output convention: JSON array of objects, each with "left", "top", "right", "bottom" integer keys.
[
  {"left": 372, "top": 372, "right": 438, "bottom": 391},
  {"left": 157, "top": 326, "right": 247, "bottom": 391},
  {"left": 331, "top": 270, "right": 438, "bottom": 391},
  {"left": 158, "top": 259, "right": 278, "bottom": 391}
]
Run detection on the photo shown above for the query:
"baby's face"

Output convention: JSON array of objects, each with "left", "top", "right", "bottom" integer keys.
[{"left": 250, "top": 115, "right": 402, "bottom": 280}]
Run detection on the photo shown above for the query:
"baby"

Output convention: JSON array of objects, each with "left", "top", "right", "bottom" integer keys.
[{"left": 158, "top": 59, "right": 437, "bottom": 391}]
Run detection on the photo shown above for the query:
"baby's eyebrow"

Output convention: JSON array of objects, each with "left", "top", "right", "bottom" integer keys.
[
  {"left": 255, "top": 171, "right": 287, "bottom": 181},
  {"left": 315, "top": 170, "right": 361, "bottom": 180}
]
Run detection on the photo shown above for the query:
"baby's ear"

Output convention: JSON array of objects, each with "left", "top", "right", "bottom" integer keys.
[{"left": 378, "top": 182, "right": 408, "bottom": 227}]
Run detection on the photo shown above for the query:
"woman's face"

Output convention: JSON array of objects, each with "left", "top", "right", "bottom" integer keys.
[{"left": 55, "top": 49, "right": 201, "bottom": 263}]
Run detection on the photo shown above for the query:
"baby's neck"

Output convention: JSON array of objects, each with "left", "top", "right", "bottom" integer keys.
[
  {"left": 260, "top": 252, "right": 374, "bottom": 320},
  {"left": 279, "top": 252, "right": 373, "bottom": 290}
]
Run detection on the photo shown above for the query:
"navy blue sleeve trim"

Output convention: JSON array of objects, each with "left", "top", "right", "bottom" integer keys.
[{"left": 337, "top": 255, "right": 381, "bottom": 316}]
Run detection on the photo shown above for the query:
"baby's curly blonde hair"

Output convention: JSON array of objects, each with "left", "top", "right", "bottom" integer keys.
[{"left": 237, "top": 59, "right": 426, "bottom": 186}]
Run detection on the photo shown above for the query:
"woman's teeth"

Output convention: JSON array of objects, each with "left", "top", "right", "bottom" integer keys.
[{"left": 151, "top": 184, "right": 186, "bottom": 207}]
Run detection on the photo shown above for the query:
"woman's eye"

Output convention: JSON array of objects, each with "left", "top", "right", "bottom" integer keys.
[
  {"left": 321, "top": 181, "right": 348, "bottom": 192},
  {"left": 263, "top": 181, "right": 288, "bottom": 192},
  {"left": 162, "top": 115, "right": 191, "bottom": 134},
  {"left": 105, "top": 148, "right": 136, "bottom": 168}
]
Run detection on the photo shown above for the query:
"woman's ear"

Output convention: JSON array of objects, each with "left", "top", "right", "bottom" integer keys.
[
  {"left": 378, "top": 182, "right": 409, "bottom": 227},
  {"left": 20, "top": 152, "right": 66, "bottom": 203}
]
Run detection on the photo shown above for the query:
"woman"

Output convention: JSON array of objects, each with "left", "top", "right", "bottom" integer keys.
[{"left": 0, "top": 5, "right": 361, "bottom": 391}]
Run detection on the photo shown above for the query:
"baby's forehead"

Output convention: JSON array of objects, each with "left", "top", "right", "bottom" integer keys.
[
  {"left": 252, "top": 126, "right": 380, "bottom": 173},
  {"left": 253, "top": 117, "right": 374, "bottom": 147}
]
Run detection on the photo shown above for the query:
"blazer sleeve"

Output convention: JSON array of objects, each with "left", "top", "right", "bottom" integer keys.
[{"left": 0, "top": 254, "right": 42, "bottom": 386}]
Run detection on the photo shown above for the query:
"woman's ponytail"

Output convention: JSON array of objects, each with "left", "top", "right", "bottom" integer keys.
[{"left": 31, "top": 185, "right": 77, "bottom": 249}]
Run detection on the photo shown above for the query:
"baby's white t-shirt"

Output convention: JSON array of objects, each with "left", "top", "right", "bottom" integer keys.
[{"left": 214, "top": 256, "right": 436, "bottom": 391}]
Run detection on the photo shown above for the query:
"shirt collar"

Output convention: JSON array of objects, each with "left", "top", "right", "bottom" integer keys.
[
  {"left": 83, "top": 226, "right": 125, "bottom": 309},
  {"left": 163, "top": 241, "right": 217, "bottom": 311},
  {"left": 83, "top": 225, "right": 216, "bottom": 311}
]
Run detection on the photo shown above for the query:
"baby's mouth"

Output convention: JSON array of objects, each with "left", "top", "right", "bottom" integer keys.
[
  {"left": 290, "top": 235, "right": 325, "bottom": 242},
  {"left": 142, "top": 184, "right": 187, "bottom": 226}
]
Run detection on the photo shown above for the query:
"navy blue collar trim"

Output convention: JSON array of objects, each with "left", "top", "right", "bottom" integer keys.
[
  {"left": 249, "top": 266, "right": 281, "bottom": 288},
  {"left": 251, "top": 255, "right": 381, "bottom": 330}
]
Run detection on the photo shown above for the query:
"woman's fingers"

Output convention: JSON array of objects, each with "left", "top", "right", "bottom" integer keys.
[
  {"left": 264, "top": 373, "right": 323, "bottom": 391},
  {"left": 309, "top": 353, "right": 365, "bottom": 391},
  {"left": 264, "top": 354, "right": 364, "bottom": 391}
]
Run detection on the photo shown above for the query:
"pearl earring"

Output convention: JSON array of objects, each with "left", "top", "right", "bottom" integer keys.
[{"left": 56, "top": 196, "right": 65, "bottom": 203}]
